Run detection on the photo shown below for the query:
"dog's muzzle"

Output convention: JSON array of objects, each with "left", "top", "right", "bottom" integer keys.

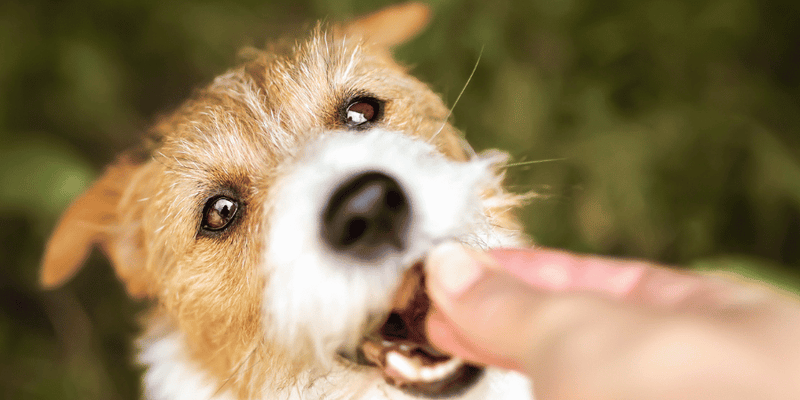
[
  {"left": 263, "top": 130, "right": 504, "bottom": 396},
  {"left": 321, "top": 171, "right": 484, "bottom": 397}
]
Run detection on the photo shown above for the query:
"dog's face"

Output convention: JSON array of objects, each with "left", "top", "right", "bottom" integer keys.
[{"left": 40, "top": 4, "right": 526, "bottom": 399}]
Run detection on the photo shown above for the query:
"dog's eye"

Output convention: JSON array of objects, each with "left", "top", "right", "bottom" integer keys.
[
  {"left": 344, "top": 97, "right": 382, "bottom": 128},
  {"left": 202, "top": 196, "right": 239, "bottom": 231}
]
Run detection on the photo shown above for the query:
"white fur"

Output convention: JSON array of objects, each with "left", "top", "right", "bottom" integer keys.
[
  {"left": 138, "top": 321, "right": 237, "bottom": 400},
  {"left": 262, "top": 129, "right": 513, "bottom": 362}
]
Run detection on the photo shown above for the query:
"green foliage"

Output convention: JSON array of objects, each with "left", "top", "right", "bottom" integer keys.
[{"left": 1, "top": 0, "right": 798, "bottom": 398}]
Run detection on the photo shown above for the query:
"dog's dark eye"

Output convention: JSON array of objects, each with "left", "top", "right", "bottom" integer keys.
[
  {"left": 202, "top": 196, "right": 239, "bottom": 231},
  {"left": 344, "top": 97, "right": 382, "bottom": 128}
]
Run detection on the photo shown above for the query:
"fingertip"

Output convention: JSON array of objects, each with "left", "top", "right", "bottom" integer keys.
[{"left": 425, "top": 242, "right": 487, "bottom": 299}]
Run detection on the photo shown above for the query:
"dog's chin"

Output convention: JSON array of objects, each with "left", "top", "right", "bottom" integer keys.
[{"left": 340, "top": 262, "right": 484, "bottom": 398}]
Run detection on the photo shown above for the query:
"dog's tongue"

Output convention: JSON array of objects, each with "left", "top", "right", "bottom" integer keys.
[{"left": 361, "top": 263, "right": 482, "bottom": 395}]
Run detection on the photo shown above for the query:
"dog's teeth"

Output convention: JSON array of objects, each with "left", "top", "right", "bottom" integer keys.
[
  {"left": 386, "top": 351, "right": 422, "bottom": 381},
  {"left": 422, "top": 357, "right": 464, "bottom": 382},
  {"left": 439, "top": 357, "right": 464, "bottom": 376},
  {"left": 398, "top": 343, "right": 412, "bottom": 352},
  {"left": 419, "top": 365, "right": 439, "bottom": 382},
  {"left": 386, "top": 351, "right": 465, "bottom": 383}
]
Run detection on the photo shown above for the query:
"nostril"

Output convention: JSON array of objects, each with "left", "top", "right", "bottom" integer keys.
[
  {"left": 322, "top": 172, "right": 410, "bottom": 260},
  {"left": 342, "top": 218, "right": 368, "bottom": 247}
]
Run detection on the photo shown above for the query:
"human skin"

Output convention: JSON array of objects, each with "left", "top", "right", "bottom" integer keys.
[{"left": 424, "top": 243, "right": 800, "bottom": 400}]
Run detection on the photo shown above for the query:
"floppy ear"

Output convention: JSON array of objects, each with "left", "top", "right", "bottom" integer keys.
[
  {"left": 343, "top": 2, "right": 432, "bottom": 48},
  {"left": 40, "top": 157, "right": 151, "bottom": 298}
]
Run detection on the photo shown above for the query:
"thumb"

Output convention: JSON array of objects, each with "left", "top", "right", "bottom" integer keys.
[{"left": 423, "top": 242, "right": 549, "bottom": 373}]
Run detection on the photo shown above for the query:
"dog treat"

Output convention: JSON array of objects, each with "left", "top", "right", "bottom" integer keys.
[{"left": 360, "top": 262, "right": 483, "bottom": 395}]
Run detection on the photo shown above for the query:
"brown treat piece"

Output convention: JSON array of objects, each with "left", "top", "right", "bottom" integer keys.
[
  {"left": 391, "top": 262, "right": 425, "bottom": 310},
  {"left": 385, "top": 262, "right": 430, "bottom": 344}
]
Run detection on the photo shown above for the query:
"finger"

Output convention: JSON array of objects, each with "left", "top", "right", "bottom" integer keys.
[
  {"left": 489, "top": 247, "right": 731, "bottom": 310},
  {"left": 423, "top": 243, "right": 713, "bottom": 367},
  {"left": 423, "top": 244, "right": 682, "bottom": 398},
  {"left": 426, "top": 307, "right": 521, "bottom": 371},
  {"left": 424, "top": 242, "right": 554, "bottom": 369}
]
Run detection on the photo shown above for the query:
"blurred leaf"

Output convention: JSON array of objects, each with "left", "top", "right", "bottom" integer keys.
[
  {"left": 55, "top": 39, "right": 125, "bottom": 129},
  {"left": 751, "top": 129, "right": 800, "bottom": 207},
  {"left": 0, "top": 134, "right": 93, "bottom": 219}
]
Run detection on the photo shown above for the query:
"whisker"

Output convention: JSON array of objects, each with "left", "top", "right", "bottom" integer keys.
[
  {"left": 214, "top": 341, "right": 262, "bottom": 396},
  {"left": 429, "top": 46, "right": 484, "bottom": 145},
  {"left": 505, "top": 157, "right": 568, "bottom": 168}
]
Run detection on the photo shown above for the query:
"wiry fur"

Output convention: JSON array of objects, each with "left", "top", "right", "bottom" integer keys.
[
  {"left": 264, "top": 129, "right": 522, "bottom": 365},
  {"left": 41, "top": 5, "right": 531, "bottom": 400}
]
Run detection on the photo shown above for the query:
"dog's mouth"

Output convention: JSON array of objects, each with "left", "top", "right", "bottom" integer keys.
[{"left": 347, "top": 262, "right": 483, "bottom": 397}]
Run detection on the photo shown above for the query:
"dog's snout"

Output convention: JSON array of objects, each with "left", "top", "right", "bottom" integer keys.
[{"left": 322, "top": 172, "right": 410, "bottom": 260}]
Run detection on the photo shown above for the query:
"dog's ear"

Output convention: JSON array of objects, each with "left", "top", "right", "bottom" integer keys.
[
  {"left": 344, "top": 2, "right": 431, "bottom": 48},
  {"left": 40, "top": 157, "right": 150, "bottom": 298}
]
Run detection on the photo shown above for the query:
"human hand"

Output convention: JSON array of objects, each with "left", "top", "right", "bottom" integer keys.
[{"left": 424, "top": 243, "right": 800, "bottom": 400}]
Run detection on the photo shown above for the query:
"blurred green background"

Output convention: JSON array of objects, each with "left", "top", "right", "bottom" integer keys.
[{"left": 1, "top": 0, "right": 799, "bottom": 398}]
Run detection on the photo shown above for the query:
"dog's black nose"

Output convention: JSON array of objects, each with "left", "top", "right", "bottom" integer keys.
[{"left": 322, "top": 172, "right": 410, "bottom": 260}]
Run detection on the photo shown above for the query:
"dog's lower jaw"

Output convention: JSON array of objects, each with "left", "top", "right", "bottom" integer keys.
[{"left": 137, "top": 320, "right": 533, "bottom": 400}]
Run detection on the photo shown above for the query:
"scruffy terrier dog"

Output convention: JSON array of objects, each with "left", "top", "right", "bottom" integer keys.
[{"left": 41, "top": 3, "right": 532, "bottom": 399}]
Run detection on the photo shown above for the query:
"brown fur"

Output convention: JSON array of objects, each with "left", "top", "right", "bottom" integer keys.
[{"left": 41, "top": 4, "right": 523, "bottom": 399}]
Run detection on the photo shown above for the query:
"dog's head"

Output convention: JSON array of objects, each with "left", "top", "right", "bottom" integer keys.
[{"left": 40, "top": 3, "right": 525, "bottom": 399}]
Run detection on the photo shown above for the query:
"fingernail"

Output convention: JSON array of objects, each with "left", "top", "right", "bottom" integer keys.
[{"left": 426, "top": 242, "right": 490, "bottom": 297}]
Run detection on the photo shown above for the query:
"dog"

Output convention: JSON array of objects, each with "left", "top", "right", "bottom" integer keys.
[{"left": 40, "top": 3, "right": 533, "bottom": 399}]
